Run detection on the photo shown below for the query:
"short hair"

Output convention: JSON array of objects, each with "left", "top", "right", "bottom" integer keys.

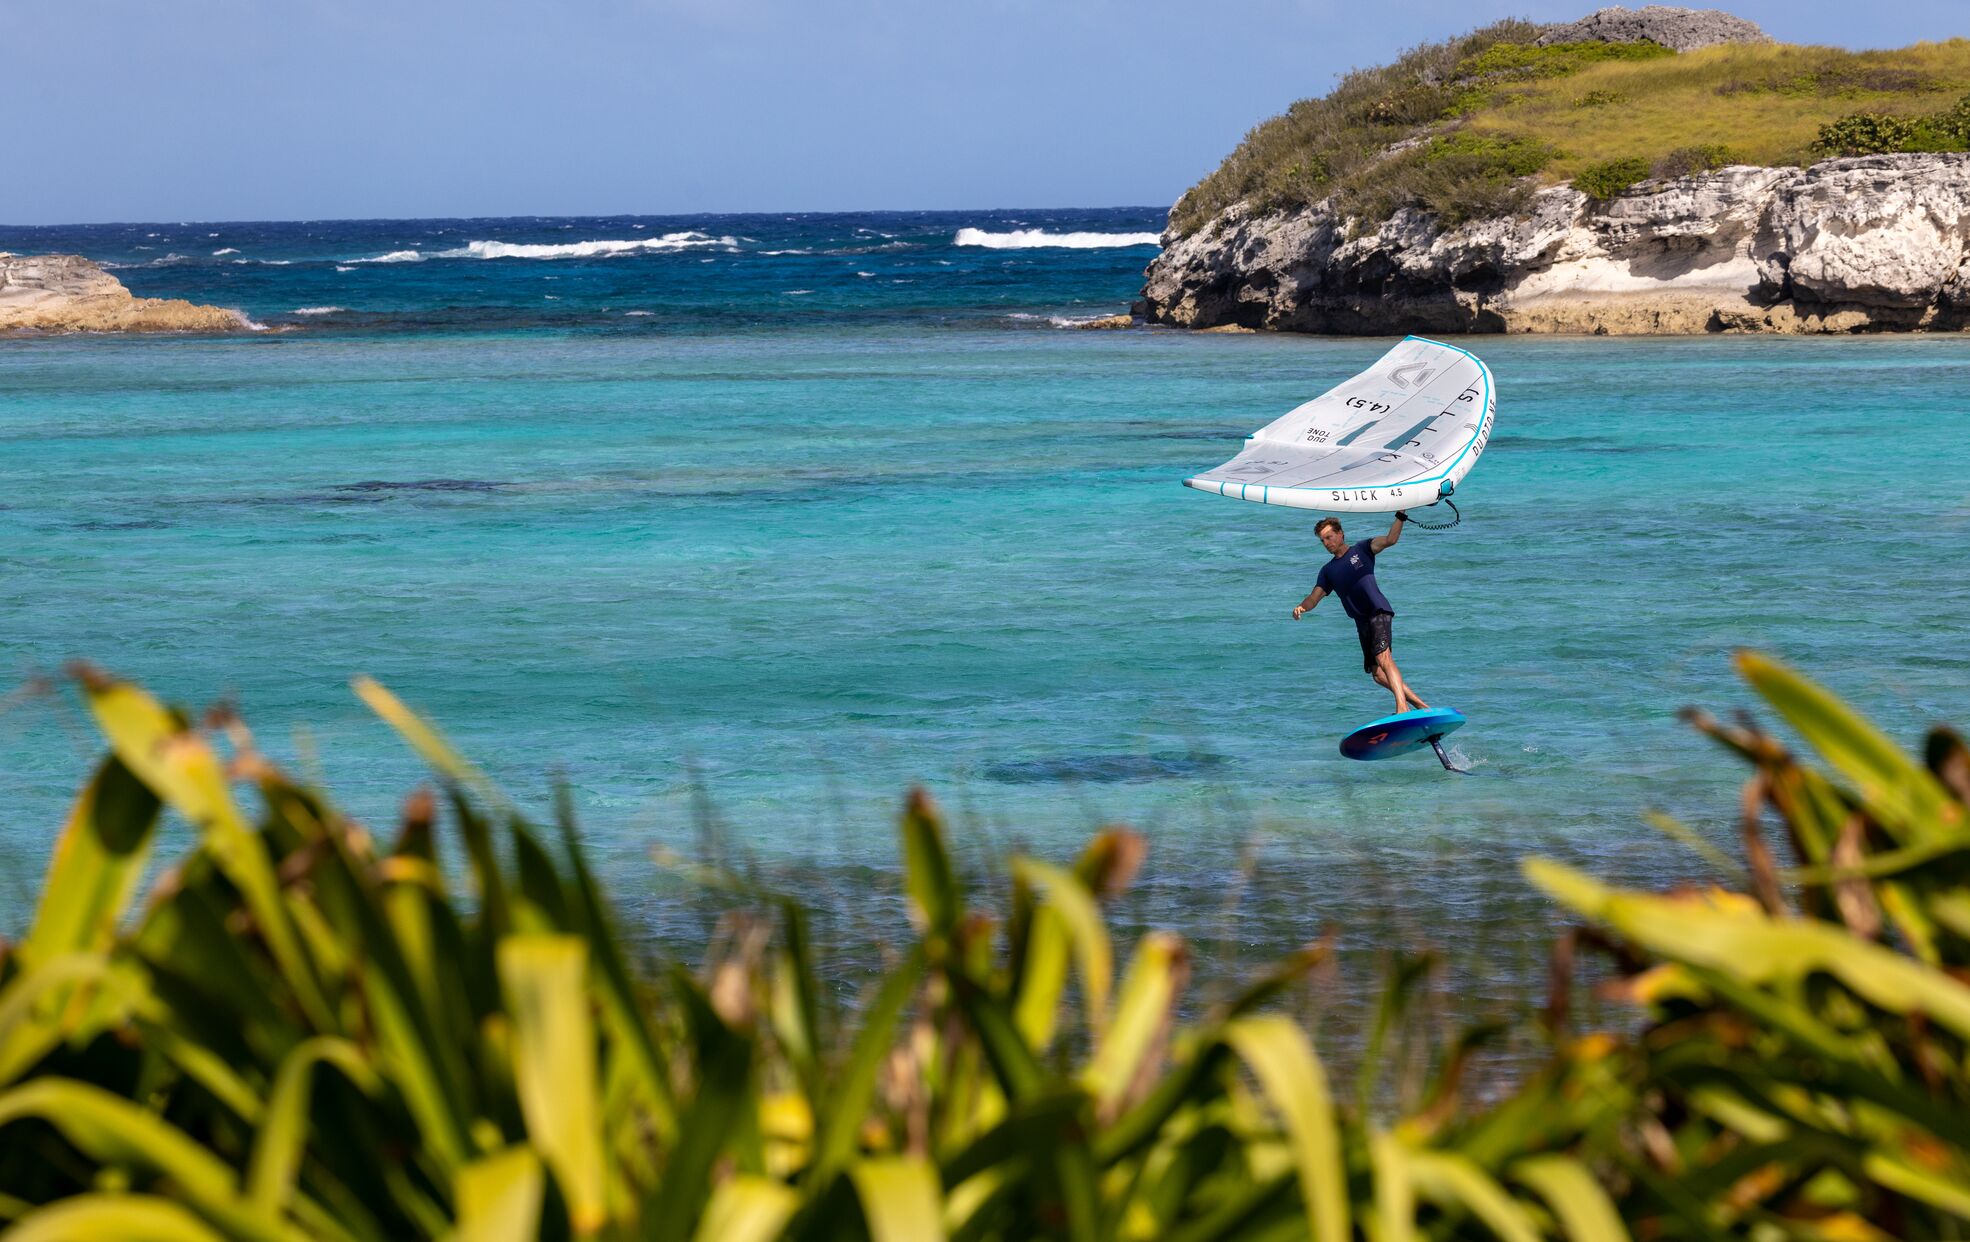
[{"left": 1315, "top": 517, "right": 1343, "bottom": 537}]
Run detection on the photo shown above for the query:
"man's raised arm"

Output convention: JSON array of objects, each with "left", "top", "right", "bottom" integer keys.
[{"left": 1369, "top": 513, "right": 1405, "bottom": 554}]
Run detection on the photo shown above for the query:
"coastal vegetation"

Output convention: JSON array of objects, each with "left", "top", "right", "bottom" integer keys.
[
  {"left": 1172, "top": 24, "right": 1970, "bottom": 236},
  {"left": 2, "top": 654, "right": 1969, "bottom": 1238}
]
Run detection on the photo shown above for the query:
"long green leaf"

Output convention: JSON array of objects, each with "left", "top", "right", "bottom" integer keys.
[
  {"left": 80, "top": 675, "right": 334, "bottom": 1033},
  {"left": 247, "top": 1038, "right": 379, "bottom": 1214},
  {"left": 848, "top": 1157, "right": 947, "bottom": 1242},
  {"left": 1511, "top": 1155, "right": 1629, "bottom": 1242},
  {"left": 20, "top": 757, "right": 160, "bottom": 967},
  {"left": 453, "top": 1148, "right": 545, "bottom": 1242},
  {"left": 1406, "top": 1149, "right": 1540, "bottom": 1242},
  {"left": 650, "top": 972, "right": 756, "bottom": 1242},
  {"left": 1369, "top": 1130, "right": 1418, "bottom": 1242},
  {"left": 350, "top": 677, "right": 512, "bottom": 816},
  {"left": 281, "top": 780, "right": 474, "bottom": 1173},
  {"left": 554, "top": 783, "right": 679, "bottom": 1142},
  {"left": 0, "top": 1079, "right": 299, "bottom": 1242},
  {"left": 1861, "top": 1150, "right": 1970, "bottom": 1218},
  {"left": 1224, "top": 1016, "right": 1348, "bottom": 1242},
  {"left": 498, "top": 936, "right": 607, "bottom": 1233},
  {"left": 0, "top": 956, "right": 114, "bottom": 1088},
  {"left": 1082, "top": 932, "right": 1185, "bottom": 1112},
  {"left": 1, "top": 1194, "right": 228, "bottom": 1242},
  {"left": 1527, "top": 860, "right": 1970, "bottom": 1041},
  {"left": 901, "top": 789, "right": 963, "bottom": 937},
  {"left": 690, "top": 1175, "right": 798, "bottom": 1242},
  {"left": 810, "top": 946, "right": 925, "bottom": 1187},
  {"left": 1737, "top": 652, "right": 1960, "bottom": 841},
  {"left": 1010, "top": 858, "right": 1111, "bottom": 1050}
]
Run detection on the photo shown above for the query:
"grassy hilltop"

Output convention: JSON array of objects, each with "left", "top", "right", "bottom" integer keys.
[{"left": 1173, "top": 22, "right": 1970, "bottom": 236}]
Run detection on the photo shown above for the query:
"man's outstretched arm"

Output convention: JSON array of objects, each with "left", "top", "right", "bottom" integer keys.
[
  {"left": 1368, "top": 513, "right": 1405, "bottom": 554},
  {"left": 1293, "top": 585, "right": 1327, "bottom": 619}
]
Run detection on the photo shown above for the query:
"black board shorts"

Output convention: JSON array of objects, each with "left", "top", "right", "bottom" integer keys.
[{"left": 1354, "top": 611, "right": 1394, "bottom": 673}]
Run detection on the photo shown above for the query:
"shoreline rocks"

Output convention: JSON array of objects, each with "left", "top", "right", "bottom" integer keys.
[
  {"left": 1, "top": 253, "right": 251, "bottom": 335},
  {"left": 1136, "top": 155, "right": 1970, "bottom": 336}
]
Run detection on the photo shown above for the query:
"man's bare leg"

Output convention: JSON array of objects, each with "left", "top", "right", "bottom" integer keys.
[{"left": 1374, "top": 653, "right": 1429, "bottom": 712}]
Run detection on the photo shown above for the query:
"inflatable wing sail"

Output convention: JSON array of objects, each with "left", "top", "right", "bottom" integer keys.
[{"left": 1184, "top": 336, "right": 1494, "bottom": 513}]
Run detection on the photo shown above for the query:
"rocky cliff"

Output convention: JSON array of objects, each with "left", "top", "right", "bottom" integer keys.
[
  {"left": 0, "top": 253, "right": 250, "bottom": 334},
  {"left": 1137, "top": 154, "right": 1970, "bottom": 335}
]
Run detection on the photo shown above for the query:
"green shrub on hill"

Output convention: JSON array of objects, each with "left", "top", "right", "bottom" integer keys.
[
  {"left": 1459, "top": 38, "right": 1674, "bottom": 82},
  {"left": 4, "top": 655, "right": 1970, "bottom": 1237},
  {"left": 1334, "top": 132, "right": 1558, "bottom": 229},
  {"left": 1813, "top": 92, "right": 1970, "bottom": 155},
  {"left": 1651, "top": 142, "right": 1740, "bottom": 177},
  {"left": 1573, "top": 156, "right": 1653, "bottom": 199},
  {"left": 1812, "top": 112, "right": 1921, "bottom": 156}
]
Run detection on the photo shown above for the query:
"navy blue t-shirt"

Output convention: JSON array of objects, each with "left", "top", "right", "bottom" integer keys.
[{"left": 1316, "top": 539, "right": 1394, "bottom": 621}]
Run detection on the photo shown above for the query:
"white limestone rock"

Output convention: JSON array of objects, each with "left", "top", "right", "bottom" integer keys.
[{"left": 1137, "top": 154, "right": 1970, "bottom": 335}]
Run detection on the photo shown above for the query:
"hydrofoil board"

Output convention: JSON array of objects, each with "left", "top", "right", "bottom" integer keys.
[{"left": 1340, "top": 707, "right": 1467, "bottom": 771}]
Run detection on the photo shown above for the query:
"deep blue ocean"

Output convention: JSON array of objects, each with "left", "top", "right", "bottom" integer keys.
[{"left": 4, "top": 209, "right": 1968, "bottom": 1007}]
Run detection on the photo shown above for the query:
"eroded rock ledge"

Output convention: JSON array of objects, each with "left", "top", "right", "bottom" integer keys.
[
  {"left": 1, "top": 253, "right": 250, "bottom": 334},
  {"left": 1137, "top": 154, "right": 1970, "bottom": 335}
]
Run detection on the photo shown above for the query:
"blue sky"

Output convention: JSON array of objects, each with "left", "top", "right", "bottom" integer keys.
[{"left": 2, "top": 0, "right": 1962, "bottom": 223}]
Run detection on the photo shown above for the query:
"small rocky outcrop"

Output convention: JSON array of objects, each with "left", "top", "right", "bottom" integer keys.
[
  {"left": 1137, "top": 155, "right": 1970, "bottom": 335},
  {"left": 1535, "top": 6, "right": 1771, "bottom": 51},
  {"left": 0, "top": 253, "right": 250, "bottom": 334}
]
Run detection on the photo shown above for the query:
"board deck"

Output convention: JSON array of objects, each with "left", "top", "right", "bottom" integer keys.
[{"left": 1339, "top": 707, "right": 1466, "bottom": 762}]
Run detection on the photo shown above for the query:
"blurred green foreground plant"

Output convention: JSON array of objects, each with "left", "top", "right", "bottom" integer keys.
[{"left": 0, "top": 653, "right": 1967, "bottom": 1240}]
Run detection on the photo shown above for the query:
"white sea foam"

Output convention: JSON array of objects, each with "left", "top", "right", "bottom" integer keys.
[
  {"left": 335, "top": 265, "right": 356, "bottom": 273},
  {"left": 354, "top": 250, "right": 424, "bottom": 264},
  {"left": 236, "top": 312, "right": 271, "bottom": 332},
  {"left": 624, "top": 310, "right": 654, "bottom": 316},
  {"left": 292, "top": 306, "right": 345, "bottom": 315},
  {"left": 760, "top": 248, "right": 814, "bottom": 256},
  {"left": 212, "top": 247, "right": 239, "bottom": 256},
  {"left": 784, "top": 289, "right": 813, "bottom": 295},
  {"left": 856, "top": 271, "right": 875, "bottom": 278},
  {"left": 435, "top": 233, "right": 735, "bottom": 260},
  {"left": 953, "top": 227, "right": 1160, "bottom": 250}
]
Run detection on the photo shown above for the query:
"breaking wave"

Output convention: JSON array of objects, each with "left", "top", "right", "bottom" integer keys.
[
  {"left": 953, "top": 228, "right": 1160, "bottom": 249},
  {"left": 353, "top": 250, "right": 424, "bottom": 264},
  {"left": 435, "top": 233, "right": 736, "bottom": 260},
  {"left": 292, "top": 306, "right": 346, "bottom": 315},
  {"left": 212, "top": 247, "right": 239, "bottom": 256}
]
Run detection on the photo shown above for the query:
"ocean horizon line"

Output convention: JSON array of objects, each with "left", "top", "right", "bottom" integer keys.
[{"left": 0, "top": 204, "right": 1175, "bottom": 232}]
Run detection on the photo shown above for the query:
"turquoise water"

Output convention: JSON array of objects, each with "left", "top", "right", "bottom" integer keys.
[{"left": 4, "top": 214, "right": 1968, "bottom": 989}]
